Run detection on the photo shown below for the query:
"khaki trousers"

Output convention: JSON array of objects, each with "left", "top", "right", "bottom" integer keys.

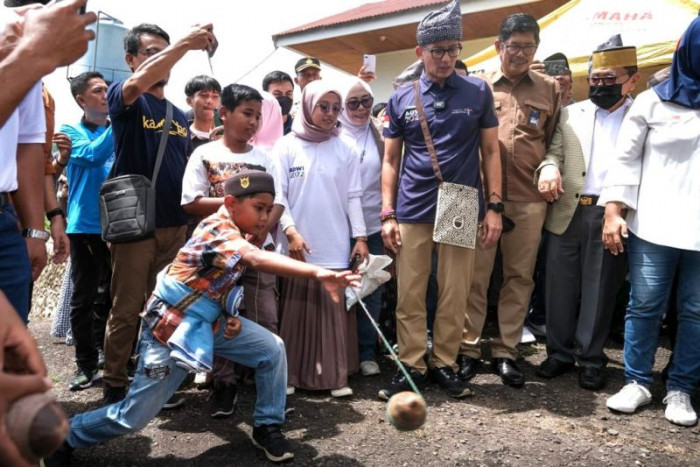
[
  {"left": 396, "top": 223, "right": 476, "bottom": 373},
  {"left": 461, "top": 201, "right": 547, "bottom": 360},
  {"left": 103, "top": 226, "right": 187, "bottom": 387}
]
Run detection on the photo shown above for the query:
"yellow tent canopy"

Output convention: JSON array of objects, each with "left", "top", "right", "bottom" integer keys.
[{"left": 465, "top": 0, "right": 699, "bottom": 98}]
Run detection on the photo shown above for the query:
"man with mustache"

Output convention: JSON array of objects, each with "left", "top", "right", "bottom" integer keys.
[{"left": 459, "top": 13, "right": 561, "bottom": 388}]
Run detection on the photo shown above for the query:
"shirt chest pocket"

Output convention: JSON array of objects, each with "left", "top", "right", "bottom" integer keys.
[{"left": 517, "top": 99, "right": 551, "bottom": 131}]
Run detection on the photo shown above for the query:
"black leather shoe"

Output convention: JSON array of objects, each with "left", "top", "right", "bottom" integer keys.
[
  {"left": 492, "top": 358, "right": 525, "bottom": 388},
  {"left": 536, "top": 357, "right": 574, "bottom": 379},
  {"left": 578, "top": 366, "right": 605, "bottom": 390},
  {"left": 456, "top": 354, "right": 480, "bottom": 381}
]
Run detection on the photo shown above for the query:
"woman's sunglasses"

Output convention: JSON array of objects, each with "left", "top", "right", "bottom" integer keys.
[{"left": 345, "top": 96, "right": 374, "bottom": 112}]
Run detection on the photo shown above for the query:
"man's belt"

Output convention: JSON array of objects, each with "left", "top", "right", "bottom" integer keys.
[
  {"left": 579, "top": 195, "right": 599, "bottom": 206},
  {"left": 0, "top": 192, "right": 11, "bottom": 207}
]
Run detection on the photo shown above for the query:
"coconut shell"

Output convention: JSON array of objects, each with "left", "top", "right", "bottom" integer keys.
[
  {"left": 6, "top": 393, "right": 69, "bottom": 463},
  {"left": 386, "top": 391, "right": 427, "bottom": 431}
]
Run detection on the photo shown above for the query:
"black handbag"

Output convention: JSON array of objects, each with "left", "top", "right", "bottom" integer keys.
[{"left": 99, "top": 101, "right": 173, "bottom": 243}]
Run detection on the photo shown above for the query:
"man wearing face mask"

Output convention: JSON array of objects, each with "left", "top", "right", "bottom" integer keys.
[
  {"left": 534, "top": 43, "right": 640, "bottom": 390},
  {"left": 263, "top": 71, "right": 295, "bottom": 135}
]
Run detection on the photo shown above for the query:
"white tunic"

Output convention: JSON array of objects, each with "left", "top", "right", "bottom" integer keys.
[
  {"left": 599, "top": 89, "right": 700, "bottom": 251},
  {"left": 275, "top": 133, "right": 366, "bottom": 268}
]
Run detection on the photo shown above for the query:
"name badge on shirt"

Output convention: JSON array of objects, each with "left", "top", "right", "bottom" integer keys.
[
  {"left": 434, "top": 100, "right": 446, "bottom": 111},
  {"left": 528, "top": 110, "right": 541, "bottom": 127}
]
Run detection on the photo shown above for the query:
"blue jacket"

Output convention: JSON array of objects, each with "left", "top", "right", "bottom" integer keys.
[{"left": 61, "top": 119, "right": 114, "bottom": 234}]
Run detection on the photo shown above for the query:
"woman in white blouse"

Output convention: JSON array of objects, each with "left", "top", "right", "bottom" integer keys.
[
  {"left": 275, "top": 80, "right": 368, "bottom": 397},
  {"left": 601, "top": 16, "right": 700, "bottom": 427},
  {"left": 338, "top": 80, "right": 385, "bottom": 377}
]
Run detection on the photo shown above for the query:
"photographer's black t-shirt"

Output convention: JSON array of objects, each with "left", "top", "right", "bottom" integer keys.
[{"left": 108, "top": 81, "right": 192, "bottom": 228}]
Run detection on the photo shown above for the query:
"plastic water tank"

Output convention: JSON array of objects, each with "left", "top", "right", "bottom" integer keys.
[{"left": 68, "top": 14, "right": 131, "bottom": 84}]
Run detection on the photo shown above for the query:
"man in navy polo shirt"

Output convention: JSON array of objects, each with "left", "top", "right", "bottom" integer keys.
[
  {"left": 102, "top": 23, "right": 217, "bottom": 404},
  {"left": 379, "top": 0, "right": 502, "bottom": 400}
]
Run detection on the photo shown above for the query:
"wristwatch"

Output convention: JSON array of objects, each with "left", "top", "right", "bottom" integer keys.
[
  {"left": 22, "top": 228, "right": 50, "bottom": 241},
  {"left": 46, "top": 207, "right": 65, "bottom": 222},
  {"left": 487, "top": 202, "right": 505, "bottom": 214}
]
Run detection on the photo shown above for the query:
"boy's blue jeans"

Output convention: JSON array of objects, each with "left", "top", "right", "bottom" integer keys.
[
  {"left": 624, "top": 233, "right": 700, "bottom": 393},
  {"left": 68, "top": 316, "right": 287, "bottom": 449}
]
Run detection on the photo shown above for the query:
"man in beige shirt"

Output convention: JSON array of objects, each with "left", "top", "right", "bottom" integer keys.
[{"left": 459, "top": 13, "right": 560, "bottom": 388}]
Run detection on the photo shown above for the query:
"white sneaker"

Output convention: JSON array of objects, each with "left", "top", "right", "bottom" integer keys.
[
  {"left": 606, "top": 381, "right": 652, "bottom": 413},
  {"left": 286, "top": 386, "right": 295, "bottom": 396},
  {"left": 330, "top": 386, "right": 353, "bottom": 398},
  {"left": 520, "top": 326, "right": 536, "bottom": 344},
  {"left": 360, "top": 360, "right": 380, "bottom": 376},
  {"left": 663, "top": 391, "right": 697, "bottom": 426}
]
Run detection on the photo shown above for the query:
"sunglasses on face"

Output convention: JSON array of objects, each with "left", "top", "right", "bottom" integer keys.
[
  {"left": 316, "top": 102, "right": 342, "bottom": 115},
  {"left": 345, "top": 96, "right": 374, "bottom": 111}
]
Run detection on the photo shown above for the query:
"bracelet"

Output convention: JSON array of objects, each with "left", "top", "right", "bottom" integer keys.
[
  {"left": 380, "top": 214, "right": 397, "bottom": 223},
  {"left": 46, "top": 207, "right": 65, "bottom": 221},
  {"left": 488, "top": 192, "right": 502, "bottom": 201},
  {"left": 355, "top": 237, "right": 367, "bottom": 242},
  {"left": 379, "top": 208, "right": 396, "bottom": 222}
]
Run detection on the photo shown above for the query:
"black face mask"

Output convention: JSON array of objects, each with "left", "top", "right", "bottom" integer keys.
[
  {"left": 588, "top": 84, "right": 624, "bottom": 110},
  {"left": 276, "top": 96, "right": 293, "bottom": 116}
]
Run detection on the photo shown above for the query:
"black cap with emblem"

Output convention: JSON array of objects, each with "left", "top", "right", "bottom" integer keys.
[{"left": 224, "top": 170, "right": 276, "bottom": 198}]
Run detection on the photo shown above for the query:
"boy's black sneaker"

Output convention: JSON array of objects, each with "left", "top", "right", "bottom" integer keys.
[
  {"left": 43, "top": 440, "right": 74, "bottom": 466},
  {"left": 210, "top": 382, "right": 238, "bottom": 419},
  {"left": 102, "top": 383, "right": 127, "bottom": 405},
  {"left": 252, "top": 424, "right": 294, "bottom": 463},
  {"left": 429, "top": 366, "right": 473, "bottom": 398},
  {"left": 378, "top": 367, "right": 427, "bottom": 401},
  {"left": 69, "top": 367, "right": 99, "bottom": 391}
]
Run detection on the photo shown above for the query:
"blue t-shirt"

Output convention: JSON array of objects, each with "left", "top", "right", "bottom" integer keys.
[
  {"left": 383, "top": 71, "right": 498, "bottom": 223},
  {"left": 108, "top": 81, "right": 191, "bottom": 228},
  {"left": 61, "top": 120, "right": 114, "bottom": 234}
]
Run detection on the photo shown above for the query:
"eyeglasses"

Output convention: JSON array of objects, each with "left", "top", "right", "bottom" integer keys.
[
  {"left": 345, "top": 96, "right": 374, "bottom": 111},
  {"left": 427, "top": 45, "right": 462, "bottom": 59},
  {"left": 316, "top": 102, "right": 342, "bottom": 115},
  {"left": 503, "top": 44, "right": 538, "bottom": 56},
  {"left": 137, "top": 47, "right": 163, "bottom": 58},
  {"left": 588, "top": 74, "right": 629, "bottom": 86}
]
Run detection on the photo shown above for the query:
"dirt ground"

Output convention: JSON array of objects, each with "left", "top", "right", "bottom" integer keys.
[{"left": 31, "top": 316, "right": 699, "bottom": 467}]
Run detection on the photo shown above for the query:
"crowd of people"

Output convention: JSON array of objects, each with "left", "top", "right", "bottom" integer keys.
[{"left": 0, "top": 0, "right": 698, "bottom": 465}]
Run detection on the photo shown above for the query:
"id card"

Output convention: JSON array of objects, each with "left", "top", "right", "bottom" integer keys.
[{"left": 528, "top": 110, "right": 541, "bottom": 127}]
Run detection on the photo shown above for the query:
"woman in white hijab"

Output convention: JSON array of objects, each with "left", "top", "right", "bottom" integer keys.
[{"left": 339, "top": 80, "right": 385, "bottom": 377}]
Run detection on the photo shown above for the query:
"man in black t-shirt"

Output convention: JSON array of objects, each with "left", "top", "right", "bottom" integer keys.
[{"left": 102, "top": 23, "right": 217, "bottom": 405}]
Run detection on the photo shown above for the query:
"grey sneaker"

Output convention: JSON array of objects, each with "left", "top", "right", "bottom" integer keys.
[{"left": 69, "top": 367, "right": 99, "bottom": 391}]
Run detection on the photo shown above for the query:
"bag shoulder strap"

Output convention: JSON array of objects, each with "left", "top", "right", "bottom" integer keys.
[
  {"left": 151, "top": 101, "right": 173, "bottom": 187},
  {"left": 412, "top": 80, "right": 443, "bottom": 184}
]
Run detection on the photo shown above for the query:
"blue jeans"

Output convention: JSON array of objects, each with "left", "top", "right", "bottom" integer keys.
[
  {"left": 68, "top": 316, "right": 287, "bottom": 449},
  {"left": 624, "top": 233, "right": 700, "bottom": 393},
  {"left": 352, "top": 232, "right": 385, "bottom": 362},
  {"left": 0, "top": 203, "right": 31, "bottom": 323}
]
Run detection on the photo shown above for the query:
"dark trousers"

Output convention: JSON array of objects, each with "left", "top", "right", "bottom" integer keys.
[
  {"left": 69, "top": 234, "right": 111, "bottom": 371},
  {"left": 0, "top": 203, "right": 31, "bottom": 323},
  {"left": 545, "top": 205, "right": 626, "bottom": 368}
]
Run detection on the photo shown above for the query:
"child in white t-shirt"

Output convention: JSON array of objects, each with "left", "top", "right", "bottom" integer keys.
[{"left": 181, "top": 83, "right": 285, "bottom": 418}]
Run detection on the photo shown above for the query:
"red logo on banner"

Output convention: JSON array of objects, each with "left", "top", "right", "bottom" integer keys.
[{"left": 593, "top": 11, "right": 653, "bottom": 21}]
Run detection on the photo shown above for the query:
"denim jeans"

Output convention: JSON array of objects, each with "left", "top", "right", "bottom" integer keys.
[
  {"left": 68, "top": 316, "right": 287, "bottom": 449},
  {"left": 624, "top": 233, "right": 700, "bottom": 393},
  {"left": 352, "top": 232, "right": 385, "bottom": 362},
  {"left": 0, "top": 203, "right": 31, "bottom": 323}
]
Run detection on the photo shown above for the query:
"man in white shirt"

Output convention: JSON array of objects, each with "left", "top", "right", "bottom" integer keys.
[
  {"left": 0, "top": 0, "right": 95, "bottom": 323},
  {"left": 534, "top": 44, "right": 640, "bottom": 390}
]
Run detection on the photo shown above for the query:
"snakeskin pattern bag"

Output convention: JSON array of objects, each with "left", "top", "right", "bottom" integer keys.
[{"left": 413, "top": 82, "right": 478, "bottom": 249}]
